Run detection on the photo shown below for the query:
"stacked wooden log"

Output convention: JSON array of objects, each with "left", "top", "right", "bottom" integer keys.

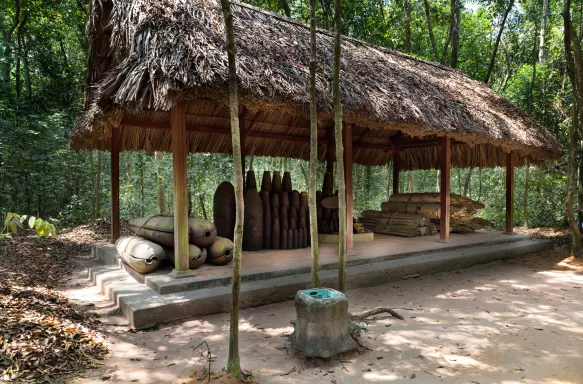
[
  {"left": 359, "top": 210, "right": 437, "bottom": 237},
  {"left": 380, "top": 193, "right": 490, "bottom": 233}
]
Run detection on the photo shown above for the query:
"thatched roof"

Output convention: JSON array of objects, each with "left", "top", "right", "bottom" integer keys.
[{"left": 70, "top": 0, "right": 562, "bottom": 170}]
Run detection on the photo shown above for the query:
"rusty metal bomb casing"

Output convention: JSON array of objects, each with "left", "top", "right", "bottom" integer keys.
[
  {"left": 271, "top": 217, "right": 280, "bottom": 249},
  {"left": 206, "top": 236, "right": 234, "bottom": 265},
  {"left": 164, "top": 244, "right": 207, "bottom": 270},
  {"left": 246, "top": 170, "right": 258, "bottom": 190},
  {"left": 290, "top": 190, "right": 300, "bottom": 210},
  {"left": 281, "top": 228, "right": 288, "bottom": 249},
  {"left": 300, "top": 192, "right": 308, "bottom": 209},
  {"left": 322, "top": 172, "right": 333, "bottom": 197},
  {"left": 282, "top": 172, "right": 292, "bottom": 193},
  {"left": 280, "top": 191, "right": 290, "bottom": 208},
  {"left": 213, "top": 182, "right": 236, "bottom": 240},
  {"left": 127, "top": 216, "right": 217, "bottom": 248},
  {"left": 272, "top": 171, "right": 282, "bottom": 193},
  {"left": 243, "top": 185, "right": 264, "bottom": 251},
  {"left": 261, "top": 170, "right": 272, "bottom": 193},
  {"left": 287, "top": 229, "right": 293, "bottom": 249},
  {"left": 263, "top": 200, "right": 272, "bottom": 249}
]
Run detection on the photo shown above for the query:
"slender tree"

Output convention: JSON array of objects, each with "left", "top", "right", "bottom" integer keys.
[
  {"left": 422, "top": 0, "right": 439, "bottom": 62},
  {"left": 484, "top": 0, "right": 515, "bottom": 83},
  {"left": 155, "top": 152, "right": 167, "bottom": 214},
  {"left": 562, "top": 0, "right": 583, "bottom": 256},
  {"left": 449, "top": 0, "right": 461, "bottom": 68},
  {"left": 308, "top": 0, "right": 320, "bottom": 287},
  {"left": 220, "top": 0, "right": 245, "bottom": 378},
  {"left": 333, "top": 0, "right": 347, "bottom": 292}
]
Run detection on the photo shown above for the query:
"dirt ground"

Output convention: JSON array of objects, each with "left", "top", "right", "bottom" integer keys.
[{"left": 62, "top": 246, "right": 583, "bottom": 384}]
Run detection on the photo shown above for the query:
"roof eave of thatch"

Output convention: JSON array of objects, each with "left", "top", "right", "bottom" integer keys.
[{"left": 70, "top": 0, "right": 563, "bottom": 166}]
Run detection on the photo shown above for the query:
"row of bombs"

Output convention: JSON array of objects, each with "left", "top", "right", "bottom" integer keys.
[
  {"left": 316, "top": 171, "right": 340, "bottom": 235},
  {"left": 214, "top": 170, "right": 311, "bottom": 251},
  {"left": 126, "top": 216, "right": 235, "bottom": 272}
]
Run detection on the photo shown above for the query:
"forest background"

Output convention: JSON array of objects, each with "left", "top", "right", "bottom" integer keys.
[{"left": 0, "top": 0, "right": 574, "bottom": 229}]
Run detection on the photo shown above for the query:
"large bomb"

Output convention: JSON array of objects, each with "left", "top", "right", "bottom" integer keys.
[
  {"left": 261, "top": 171, "right": 272, "bottom": 193},
  {"left": 128, "top": 216, "right": 216, "bottom": 248},
  {"left": 164, "top": 245, "right": 207, "bottom": 270},
  {"left": 207, "top": 236, "right": 234, "bottom": 265},
  {"left": 213, "top": 182, "right": 236, "bottom": 240},
  {"left": 243, "top": 170, "right": 264, "bottom": 251}
]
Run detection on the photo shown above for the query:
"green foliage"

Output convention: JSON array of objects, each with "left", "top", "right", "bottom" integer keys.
[
  {"left": 1, "top": 212, "right": 55, "bottom": 238},
  {"left": 0, "top": 0, "right": 574, "bottom": 230}
]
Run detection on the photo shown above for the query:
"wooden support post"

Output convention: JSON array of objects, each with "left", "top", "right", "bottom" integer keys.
[
  {"left": 169, "top": 102, "right": 195, "bottom": 278},
  {"left": 343, "top": 123, "right": 354, "bottom": 248},
  {"left": 110, "top": 127, "right": 120, "bottom": 243},
  {"left": 440, "top": 137, "right": 451, "bottom": 242},
  {"left": 506, "top": 151, "right": 515, "bottom": 234},
  {"left": 392, "top": 147, "right": 400, "bottom": 195},
  {"left": 326, "top": 125, "right": 335, "bottom": 175}
]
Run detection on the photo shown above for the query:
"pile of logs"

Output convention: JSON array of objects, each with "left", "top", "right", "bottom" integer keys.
[
  {"left": 359, "top": 210, "right": 437, "bottom": 237},
  {"left": 380, "top": 193, "right": 490, "bottom": 234}
]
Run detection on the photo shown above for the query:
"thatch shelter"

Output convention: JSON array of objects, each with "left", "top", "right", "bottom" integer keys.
[{"left": 71, "top": 0, "right": 561, "bottom": 275}]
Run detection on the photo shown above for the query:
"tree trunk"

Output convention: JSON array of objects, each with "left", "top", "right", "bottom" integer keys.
[
  {"left": 539, "top": 0, "right": 548, "bottom": 65},
  {"left": 333, "top": 0, "right": 347, "bottom": 292},
  {"left": 435, "top": 169, "right": 440, "bottom": 192},
  {"left": 90, "top": 151, "right": 96, "bottom": 219},
  {"left": 462, "top": 168, "right": 472, "bottom": 197},
  {"left": 403, "top": 0, "right": 412, "bottom": 54},
  {"left": 449, "top": 0, "right": 461, "bottom": 68},
  {"left": 578, "top": 143, "right": 583, "bottom": 234},
  {"left": 279, "top": 0, "right": 291, "bottom": 17},
  {"left": 423, "top": 0, "right": 439, "bottom": 62},
  {"left": 500, "top": 40, "right": 512, "bottom": 92},
  {"left": 566, "top": 99, "right": 583, "bottom": 257},
  {"left": 3, "top": 0, "right": 21, "bottom": 86},
  {"left": 319, "top": 0, "right": 332, "bottom": 30},
  {"left": 95, "top": 151, "right": 102, "bottom": 218},
  {"left": 155, "top": 152, "right": 167, "bottom": 214},
  {"left": 408, "top": 171, "right": 414, "bottom": 193},
  {"left": 523, "top": 164, "right": 529, "bottom": 228},
  {"left": 220, "top": 0, "right": 244, "bottom": 378},
  {"left": 484, "top": 0, "right": 514, "bottom": 83},
  {"left": 442, "top": 0, "right": 455, "bottom": 64},
  {"left": 309, "top": 0, "right": 320, "bottom": 288}
]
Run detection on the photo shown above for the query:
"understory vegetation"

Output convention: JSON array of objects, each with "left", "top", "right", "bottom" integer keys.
[{"left": 0, "top": 0, "right": 576, "bottom": 230}]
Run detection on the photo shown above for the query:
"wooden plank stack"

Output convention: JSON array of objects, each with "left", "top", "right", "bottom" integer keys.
[{"left": 359, "top": 210, "right": 437, "bottom": 237}]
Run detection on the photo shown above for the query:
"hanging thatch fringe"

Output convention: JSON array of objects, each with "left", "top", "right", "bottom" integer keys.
[{"left": 70, "top": 0, "right": 561, "bottom": 169}]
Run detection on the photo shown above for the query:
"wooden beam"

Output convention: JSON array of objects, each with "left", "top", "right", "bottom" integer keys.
[
  {"left": 169, "top": 102, "right": 193, "bottom": 277},
  {"left": 344, "top": 123, "right": 354, "bottom": 248},
  {"left": 506, "top": 151, "right": 515, "bottom": 234},
  {"left": 440, "top": 136, "right": 451, "bottom": 241},
  {"left": 110, "top": 127, "right": 120, "bottom": 243},
  {"left": 244, "top": 111, "right": 263, "bottom": 135},
  {"left": 392, "top": 146, "right": 400, "bottom": 195}
]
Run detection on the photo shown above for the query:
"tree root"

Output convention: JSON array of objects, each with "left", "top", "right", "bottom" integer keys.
[{"left": 350, "top": 307, "right": 404, "bottom": 321}]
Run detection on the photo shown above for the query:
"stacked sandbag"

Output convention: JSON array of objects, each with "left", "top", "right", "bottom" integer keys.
[
  {"left": 115, "top": 236, "right": 165, "bottom": 274},
  {"left": 381, "top": 193, "right": 490, "bottom": 233},
  {"left": 359, "top": 211, "right": 437, "bottom": 237}
]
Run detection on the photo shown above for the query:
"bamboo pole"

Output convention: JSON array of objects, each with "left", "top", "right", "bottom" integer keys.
[
  {"left": 308, "top": 0, "right": 320, "bottom": 288},
  {"left": 440, "top": 137, "right": 451, "bottom": 241},
  {"left": 344, "top": 123, "right": 354, "bottom": 248},
  {"left": 111, "top": 128, "right": 120, "bottom": 243}
]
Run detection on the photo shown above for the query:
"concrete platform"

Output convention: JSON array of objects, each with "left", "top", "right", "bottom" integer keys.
[{"left": 88, "top": 231, "right": 553, "bottom": 328}]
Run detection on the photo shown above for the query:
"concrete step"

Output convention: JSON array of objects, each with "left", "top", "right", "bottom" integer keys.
[
  {"left": 109, "top": 238, "right": 553, "bottom": 328},
  {"left": 92, "top": 233, "right": 532, "bottom": 296}
]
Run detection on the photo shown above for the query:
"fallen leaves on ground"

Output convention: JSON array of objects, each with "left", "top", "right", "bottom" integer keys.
[
  {"left": 0, "top": 220, "right": 126, "bottom": 382},
  {"left": 0, "top": 282, "right": 107, "bottom": 382}
]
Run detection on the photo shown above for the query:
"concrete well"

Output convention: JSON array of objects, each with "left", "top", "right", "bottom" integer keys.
[{"left": 290, "top": 288, "right": 357, "bottom": 358}]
